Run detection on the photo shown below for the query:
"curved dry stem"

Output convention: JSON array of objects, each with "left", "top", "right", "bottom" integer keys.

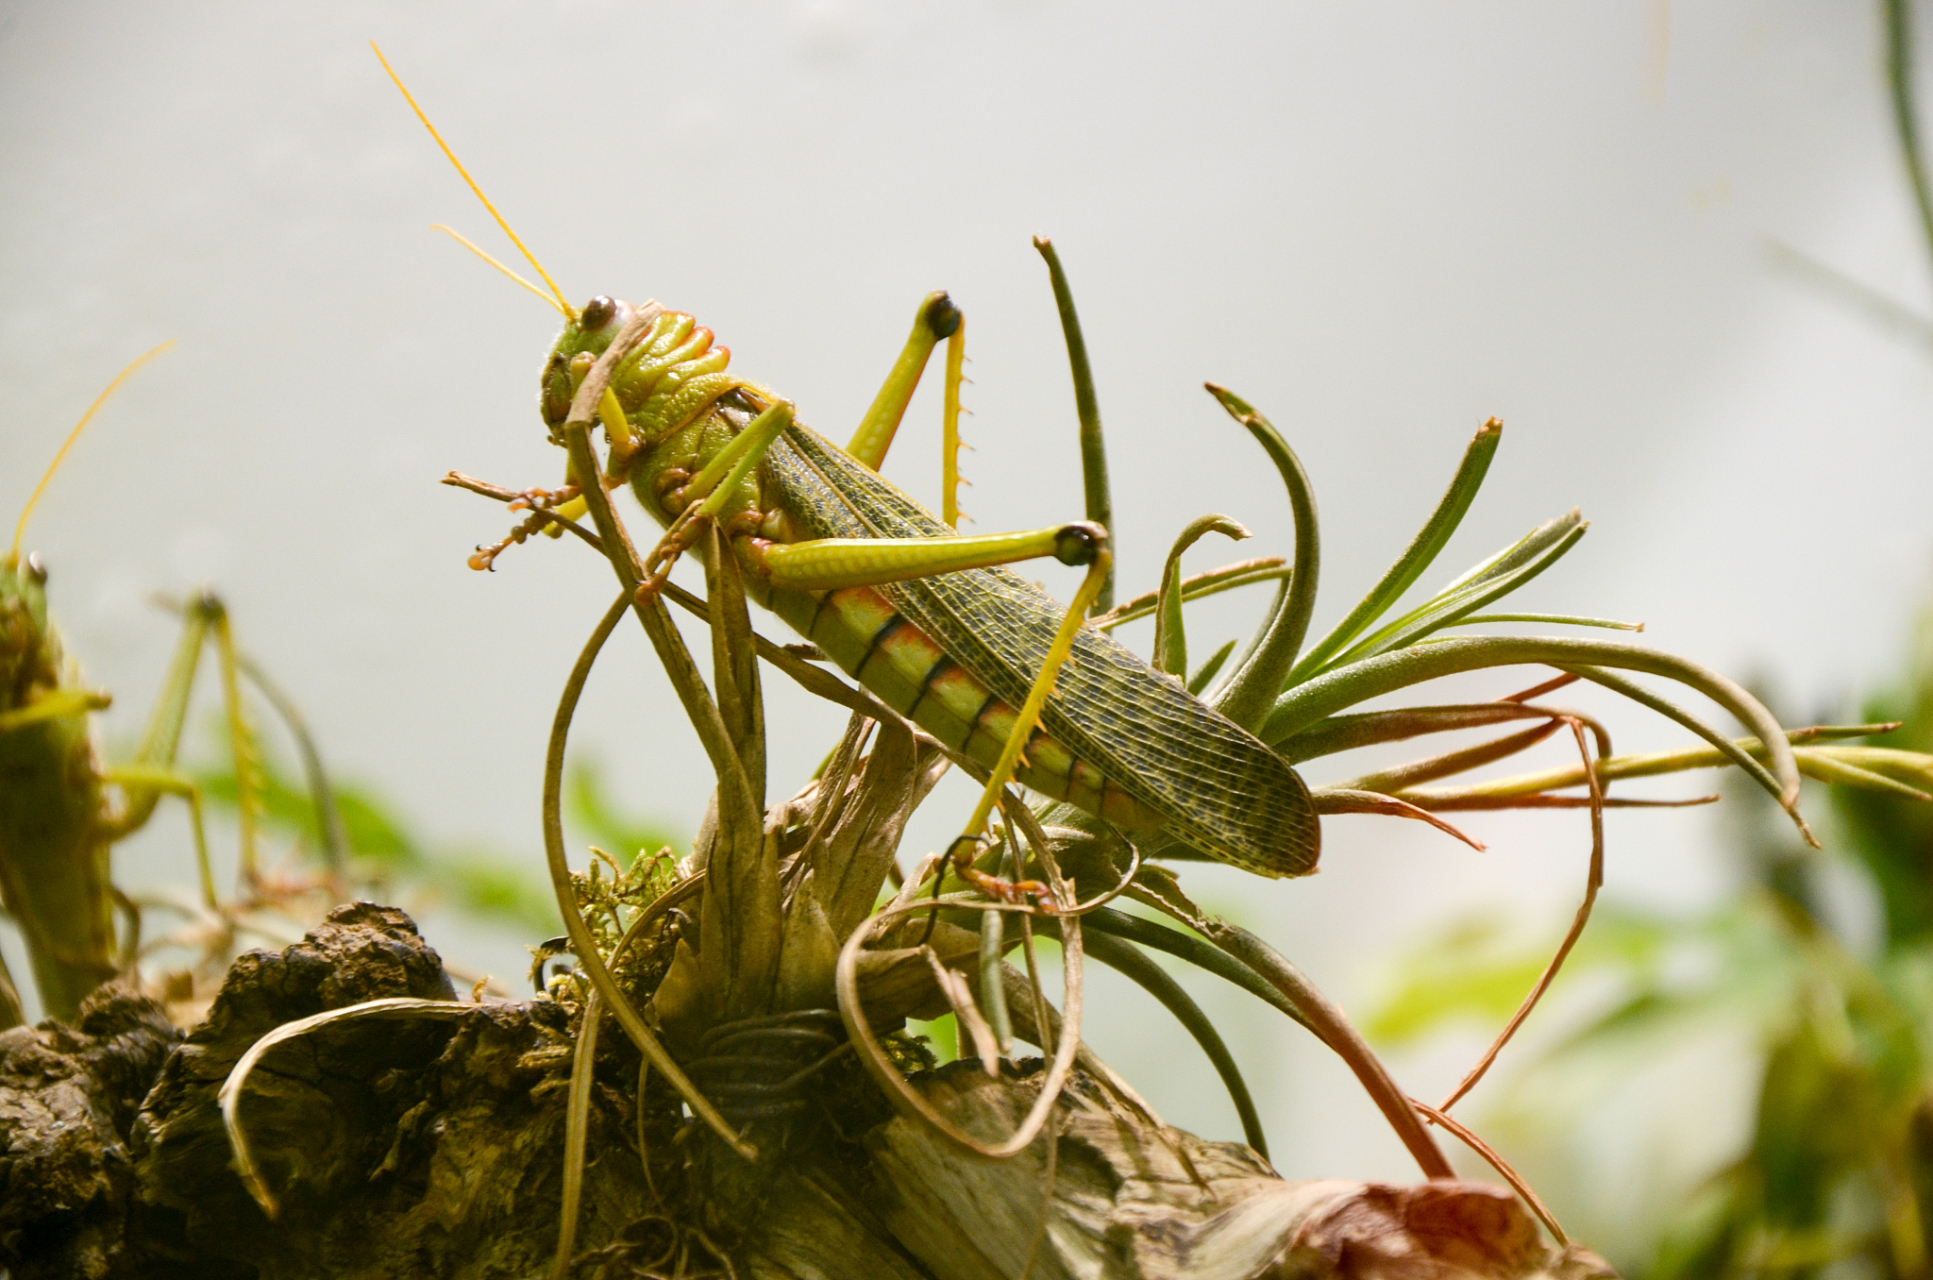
[
  {"left": 835, "top": 894, "right": 1082, "bottom": 1158},
  {"left": 1415, "top": 792, "right": 1717, "bottom": 811},
  {"left": 1310, "top": 788, "right": 1485, "bottom": 851},
  {"left": 552, "top": 988, "right": 602, "bottom": 1280},
  {"left": 220, "top": 997, "right": 481, "bottom": 1218},
  {"left": 1560, "top": 663, "right": 1811, "bottom": 843},
  {"left": 1410, "top": 1096, "right": 1569, "bottom": 1247},
  {"left": 1439, "top": 718, "right": 1604, "bottom": 1113},
  {"left": 1284, "top": 701, "right": 1565, "bottom": 764},
  {"left": 1505, "top": 672, "right": 1581, "bottom": 703},
  {"left": 1059, "top": 840, "right": 1143, "bottom": 913},
  {"left": 552, "top": 874, "right": 706, "bottom": 1280},
  {"left": 1202, "top": 923, "right": 1454, "bottom": 1179},
  {"left": 542, "top": 591, "right": 752, "bottom": 1159}
]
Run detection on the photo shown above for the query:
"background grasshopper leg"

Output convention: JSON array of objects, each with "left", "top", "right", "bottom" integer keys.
[
  {"left": 94, "top": 592, "right": 264, "bottom": 917},
  {"left": 101, "top": 764, "right": 216, "bottom": 908}
]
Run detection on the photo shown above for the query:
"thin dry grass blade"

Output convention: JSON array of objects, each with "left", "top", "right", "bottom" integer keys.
[
  {"left": 1410, "top": 1096, "right": 1570, "bottom": 1247},
  {"left": 1311, "top": 789, "right": 1486, "bottom": 850},
  {"left": 551, "top": 988, "right": 602, "bottom": 1280},
  {"left": 220, "top": 997, "right": 480, "bottom": 1218},
  {"left": 1439, "top": 718, "right": 1604, "bottom": 1113},
  {"left": 837, "top": 895, "right": 1081, "bottom": 1158}
]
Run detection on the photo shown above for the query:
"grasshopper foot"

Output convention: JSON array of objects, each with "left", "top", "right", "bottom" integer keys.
[
  {"left": 505, "top": 483, "right": 580, "bottom": 513},
  {"left": 943, "top": 834, "right": 1058, "bottom": 911}
]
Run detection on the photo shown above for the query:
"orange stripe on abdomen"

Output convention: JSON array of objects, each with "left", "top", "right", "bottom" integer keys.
[{"left": 769, "top": 584, "right": 1161, "bottom": 830}]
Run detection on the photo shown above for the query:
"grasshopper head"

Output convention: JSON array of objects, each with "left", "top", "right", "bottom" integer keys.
[
  {"left": 538, "top": 295, "right": 634, "bottom": 436},
  {"left": 0, "top": 553, "right": 59, "bottom": 714}
]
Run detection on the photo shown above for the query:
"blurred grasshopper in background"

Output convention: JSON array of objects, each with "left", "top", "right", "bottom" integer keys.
[
  {"left": 381, "top": 51, "right": 1320, "bottom": 882},
  {"left": 0, "top": 347, "right": 272, "bottom": 1025}
]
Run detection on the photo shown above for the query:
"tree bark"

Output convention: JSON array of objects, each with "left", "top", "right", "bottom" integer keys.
[{"left": 0, "top": 904, "right": 1614, "bottom": 1279}]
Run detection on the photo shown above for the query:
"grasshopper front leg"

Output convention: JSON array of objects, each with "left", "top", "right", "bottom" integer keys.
[{"left": 638, "top": 400, "right": 798, "bottom": 594}]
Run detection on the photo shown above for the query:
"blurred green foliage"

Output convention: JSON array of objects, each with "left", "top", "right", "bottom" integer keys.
[
  {"left": 199, "top": 752, "right": 683, "bottom": 939},
  {"left": 1375, "top": 605, "right": 1933, "bottom": 1277}
]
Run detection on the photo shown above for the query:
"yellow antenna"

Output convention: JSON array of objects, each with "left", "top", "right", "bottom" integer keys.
[
  {"left": 432, "top": 225, "right": 566, "bottom": 315},
  {"left": 10, "top": 341, "right": 175, "bottom": 568},
  {"left": 371, "top": 42, "right": 576, "bottom": 323}
]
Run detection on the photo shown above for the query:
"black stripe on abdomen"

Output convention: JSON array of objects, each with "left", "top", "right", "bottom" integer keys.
[
  {"left": 907, "top": 655, "right": 955, "bottom": 720},
  {"left": 856, "top": 612, "right": 909, "bottom": 682}
]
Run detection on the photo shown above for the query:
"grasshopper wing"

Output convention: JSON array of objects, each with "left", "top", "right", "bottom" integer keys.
[{"left": 765, "top": 424, "right": 1319, "bottom": 878}]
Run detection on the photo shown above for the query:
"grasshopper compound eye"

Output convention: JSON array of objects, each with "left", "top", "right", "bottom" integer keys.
[
  {"left": 24, "top": 552, "right": 46, "bottom": 584},
  {"left": 579, "top": 296, "right": 617, "bottom": 331}
]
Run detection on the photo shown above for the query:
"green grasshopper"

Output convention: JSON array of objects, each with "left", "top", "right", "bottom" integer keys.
[
  {"left": 380, "top": 55, "right": 1317, "bottom": 880},
  {"left": 0, "top": 347, "right": 262, "bottom": 1024}
]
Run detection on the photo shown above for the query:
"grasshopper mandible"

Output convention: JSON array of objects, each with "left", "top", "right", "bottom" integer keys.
[{"left": 381, "top": 55, "right": 1318, "bottom": 880}]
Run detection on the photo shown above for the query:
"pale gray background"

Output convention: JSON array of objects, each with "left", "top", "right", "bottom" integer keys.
[{"left": 3, "top": 0, "right": 1930, "bottom": 1255}]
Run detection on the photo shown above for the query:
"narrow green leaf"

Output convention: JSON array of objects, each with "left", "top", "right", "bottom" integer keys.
[
  {"left": 1203, "top": 385, "right": 1320, "bottom": 731},
  {"left": 1391, "top": 726, "right": 1905, "bottom": 805},
  {"left": 1187, "top": 639, "right": 1238, "bottom": 696},
  {"left": 1288, "top": 420, "right": 1502, "bottom": 685},
  {"left": 1449, "top": 612, "right": 1642, "bottom": 632},
  {"left": 1807, "top": 743, "right": 1933, "bottom": 787},
  {"left": 1082, "top": 929, "right": 1270, "bottom": 1159},
  {"left": 1083, "top": 907, "right": 1316, "bottom": 1034},
  {"left": 976, "top": 910, "right": 1012, "bottom": 1053},
  {"left": 1322, "top": 511, "right": 1586, "bottom": 671},
  {"left": 1280, "top": 703, "right": 1560, "bottom": 763},
  {"left": 1263, "top": 635, "right": 1808, "bottom": 833},
  {"left": 1094, "top": 558, "right": 1288, "bottom": 632},
  {"left": 1035, "top": 236, "right": 1113, "bottom": 612},
  {"left": 1793, "top": 748, "right": 1933, "bottom": 800},
  {"left": 1152, "top": 515, "right": 1249, "bottom": 678}
]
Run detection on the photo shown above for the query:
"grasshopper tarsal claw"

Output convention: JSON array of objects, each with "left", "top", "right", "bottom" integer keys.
[
  {"left": 505, "top": 484, "right": 579, "bottom": 513},
  {"left": 943, "top": 834, "right": 1056, "bottom": 910}
]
